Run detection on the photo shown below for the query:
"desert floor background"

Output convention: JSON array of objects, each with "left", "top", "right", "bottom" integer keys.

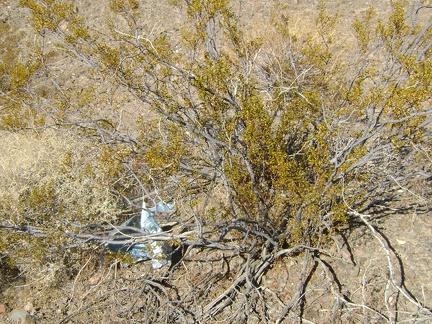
[{"left": 1, "top": 0, "right": 431, "bottom": 323}]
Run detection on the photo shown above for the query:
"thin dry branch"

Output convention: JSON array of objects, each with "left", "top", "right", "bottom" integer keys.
[{"left": 352, "top": 210, "right": 432, "bottom": 318}]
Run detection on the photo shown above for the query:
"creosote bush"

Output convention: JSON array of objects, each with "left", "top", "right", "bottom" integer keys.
[{"left": 0, "top": 0, "right": 431, "bottom": 322}]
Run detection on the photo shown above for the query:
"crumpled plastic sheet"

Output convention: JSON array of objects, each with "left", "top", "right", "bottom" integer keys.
[{"left": 107, "top": 201, "right": 175, "bottom": 269}]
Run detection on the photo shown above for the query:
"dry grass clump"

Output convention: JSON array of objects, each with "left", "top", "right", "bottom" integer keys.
[
  {"left": 0, "top": 129, "right": 127, "bottom": 287},
  {"left": 0, "top": 130, "right": 74, "bottom": 204},
  {"left": 0, "top": 130, "right": 121, "bottom": 225}
]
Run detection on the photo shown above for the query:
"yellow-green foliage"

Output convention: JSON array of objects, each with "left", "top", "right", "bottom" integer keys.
[{"left": 0, "top": 20, "right": 43, "bottom": 129}]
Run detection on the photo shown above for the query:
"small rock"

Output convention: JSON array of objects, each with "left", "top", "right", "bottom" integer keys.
[
  {"left": 0, "top": 303, "right": 6, "bottom": 313},
  {"left": 9, "top": 309, "right": 29, "bottom": 323}
]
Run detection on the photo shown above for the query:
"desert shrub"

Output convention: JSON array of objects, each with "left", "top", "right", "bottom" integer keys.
[{"left": 15, "top": 0, "right": 429, "bottom": 243}]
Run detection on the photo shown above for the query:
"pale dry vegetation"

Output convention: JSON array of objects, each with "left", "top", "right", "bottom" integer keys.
[{"left": 0, "top": 0, "right": 431, "bottom": 323}]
